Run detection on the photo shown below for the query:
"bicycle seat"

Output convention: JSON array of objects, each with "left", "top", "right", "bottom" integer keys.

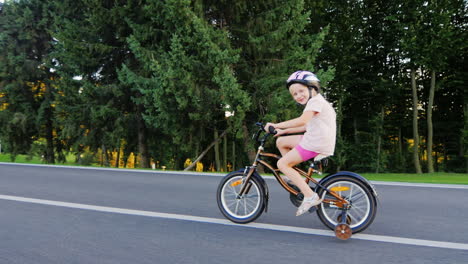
[
  {"left": 310, "top": 154, "right": 329, "bottom": 168},
  {"left": 314, "top": 154, "right": 329, "bottom": 162}
]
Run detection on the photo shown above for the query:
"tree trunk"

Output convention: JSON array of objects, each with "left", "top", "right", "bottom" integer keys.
[
  {"left": 353, "top": 117, "right": 359, "bottom": 144},
  {"left": 427, "top": 70, "right": 436, "bottom": 173},
  {"left": 123, "top": 152, "right": 128, "bottom": 168},
  {"left": 137, "top": 107, "right": 150, "bottom": 168},
  {"left": 184, "top": 129, "right": 228, "bottom": 171},
  {"left": 411, "top": 69, "right": 423, "bottom": 174},
  {"left": 464, "top": 102, "right": 468, "bottom": 173},
  {"left": 375, "top": 107, "right": 384, "bottom": 173},
  {"left": 44, "top": 83, "right": 55, "bottom": 164},
  {"left": 44, "top": 108, "right": 55, "bottom": 164},
  {"left": 223, "top": 132, "right": 227, "bottom": 172},
  {"left": 102, "top": 144, "right": 110, "bottom": 167},
  {"left": 336, "top": 93, "right": 346, "bottom": 171},
  {"left": 232, "top": 139, "right": 236, "bottom": 170},
  {"left": 115, "top": 146, "right": 121, "bottom": 168},
  {"left": 214, "top": 129, "right": 221, "bottom": 171},
  {"left": 397, "top": 127, "right": 404, "bottom": 169}
]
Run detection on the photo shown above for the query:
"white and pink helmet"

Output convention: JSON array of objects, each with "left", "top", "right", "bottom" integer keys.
[{"left": 286, "top": 70, "right": 320, "bottom": 93}]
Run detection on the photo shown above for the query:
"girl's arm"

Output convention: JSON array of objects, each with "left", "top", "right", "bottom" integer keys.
[
  {"left": 275, "top": 111, "right": 315, "bottom": 129},
  {"left": 275, "top": 125, "right": 306, "bottom": 136}
]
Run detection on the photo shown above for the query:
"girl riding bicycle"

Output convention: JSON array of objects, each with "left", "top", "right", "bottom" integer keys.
[{"left": 265, "top": 70, "right": 336, "bottom": 216}]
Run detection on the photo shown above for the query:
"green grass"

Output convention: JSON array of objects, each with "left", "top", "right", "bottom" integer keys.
[
  {"left": 1, "top": 154, "right": 467, "bottom": 185},
  {"left": 0, "top": 153, "right": 80, "bottom": 166},
  {"left": 361, "top": 173, "right": 468, "bottom": 185},
  {"left": 0, "top": 153, "right": 45, "bottom": 164}
]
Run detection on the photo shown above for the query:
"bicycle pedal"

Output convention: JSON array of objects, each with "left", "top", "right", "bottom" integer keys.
[{"left": 308, "top": 206, "right": 317, "bottom": 213}]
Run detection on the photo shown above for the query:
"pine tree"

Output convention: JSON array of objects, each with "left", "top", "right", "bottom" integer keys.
[
  {"left": 201, "top": 0, "right": 334, "bottom": 164},
  {"left": 52, "top": 0, "right": 153, "bottom": 167},
  {"left": 0, "top": 0, "right": 58, "bottom": 163},
  {"left": 120, "top": 0, "right": 250, "bottom": 169}
]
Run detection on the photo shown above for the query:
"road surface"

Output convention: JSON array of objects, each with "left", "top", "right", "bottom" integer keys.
[{"left": 0, "top": 163, "right": 467, "bottom": 263}]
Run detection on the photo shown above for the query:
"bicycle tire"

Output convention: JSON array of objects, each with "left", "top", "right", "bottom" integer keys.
[
  {"left": 316, "top": 176, "right": 377, "bottom": 233},
  {"left": 216, "top": 171, "right": 266, "bottom": 224}
]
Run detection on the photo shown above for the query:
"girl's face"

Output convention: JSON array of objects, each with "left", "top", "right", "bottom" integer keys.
[{"left": 289, "top": 83, "right": 310, "bottom": 105}]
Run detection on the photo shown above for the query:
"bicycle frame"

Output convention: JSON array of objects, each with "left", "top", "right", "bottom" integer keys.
[{"left": 238, "top": 125, "right": 350, "bottom": 209}]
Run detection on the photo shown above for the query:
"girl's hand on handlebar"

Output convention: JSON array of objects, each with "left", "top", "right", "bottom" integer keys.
[
  {"left": 265, "top": 122, "right": 275, "bottom": 133},
  {"left": 274, "top": 128, "right": 287, "bottom": 137}
]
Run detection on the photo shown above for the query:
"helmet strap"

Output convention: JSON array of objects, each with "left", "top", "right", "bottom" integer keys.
[{"left": 308, "top": 85, "right": 319, "bottom": 93}]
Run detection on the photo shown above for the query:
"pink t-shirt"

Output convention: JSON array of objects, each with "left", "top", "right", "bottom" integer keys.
[{"left": 299, "top": 94, "right": 336, "bottom": 156}]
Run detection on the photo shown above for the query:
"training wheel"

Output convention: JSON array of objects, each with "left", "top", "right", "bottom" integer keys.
[{"left": 334, "top": 224, "right": 352, "bottom": 240}]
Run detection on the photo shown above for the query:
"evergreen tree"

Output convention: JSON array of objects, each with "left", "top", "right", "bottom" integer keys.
[
  {"left": 202, "top": 0, "right": 334, "bottom": 164},
  {"left": 121, "top": 0, "right": 250, "bottom": 169},
  {"left": 0, "top": 0, "right": 59, "bottom": 163},
  {"left": 52, "top": 0, "right": 153, "bottom": 167}
]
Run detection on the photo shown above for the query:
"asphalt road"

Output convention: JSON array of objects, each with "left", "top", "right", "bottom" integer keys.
[{"left": 0, "top": 163, "right": 467, "bottom": 264}]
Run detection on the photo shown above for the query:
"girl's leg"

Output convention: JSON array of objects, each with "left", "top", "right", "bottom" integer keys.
[
  {"left": 277, "top": 148, "right": 322, "bottom": 216},
  {"left": 276, "top": 135, "right": 302, "bottom": 182},
  {"left": 277, "top": 148, "right": 314, "bottom": 198},
  {"left": 276, "top": 135, "right": 302, "bottom": 156}
]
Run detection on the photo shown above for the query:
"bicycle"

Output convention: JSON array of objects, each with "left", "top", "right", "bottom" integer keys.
[{"left": 216, "top": 122, "right": 378, "bottom": 240}]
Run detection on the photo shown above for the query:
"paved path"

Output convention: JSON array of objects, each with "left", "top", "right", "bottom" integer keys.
[{"left": 0, "top": 163, "right": 467, "bottom": 263}]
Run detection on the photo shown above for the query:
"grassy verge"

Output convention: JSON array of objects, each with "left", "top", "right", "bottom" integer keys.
[
  {"left": 0, "top": 154, "right": 45, "bottom": 164},
  {"left": 0, "top": 153, "right": 81, "bottom": 166},
  {"left": 361, "top": 173, "right": 468, "bottom": 185},
  {"left": 1, "top": 154, "right": 467, "bottom": 185}
]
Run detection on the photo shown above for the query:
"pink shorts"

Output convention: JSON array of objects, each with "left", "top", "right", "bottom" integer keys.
[{"left": 295, "top": 144, "right": 319, "bottom": 161}]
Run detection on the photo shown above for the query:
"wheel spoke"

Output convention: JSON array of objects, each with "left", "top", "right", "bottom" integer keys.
[
  {"left": 348, "top": 184, "right": 354, "bottom": 202},
  {"left": 244, "top": 199, "right": 249, "bottom": 214},
  {"left": 352, "top": 199, "right": 368, "bottom": 207},
  {"left": 348, "top": 192, "right": 365, "bottom": 203},
  {"left": 347, "top": 210, "right": 361, "bottom": 222},
  {"left": 226, "top": 200, "right": 237, "bottom": 208},
  {"left": 234, "top": 200, "right": 241, "bottom": 214},
  {"left": 228, "top": 184, "right": 238, "bottom": 194},
  {"left": 328, "top": 208, "right": 340, "bottom": 221},
  {"left": 245, "top": 198, "right": 258, "bottom": 207}
]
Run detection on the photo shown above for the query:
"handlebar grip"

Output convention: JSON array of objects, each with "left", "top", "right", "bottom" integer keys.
[{"left": 268, "top": 126, "right": 277, "bottom": 135}]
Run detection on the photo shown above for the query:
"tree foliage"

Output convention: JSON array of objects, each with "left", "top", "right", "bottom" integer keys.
[{"left": 0, "top": 0, "right": 466, "bottom": 173}]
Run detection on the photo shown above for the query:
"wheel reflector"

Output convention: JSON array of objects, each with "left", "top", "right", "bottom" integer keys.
[
  {"left": 330, "top": 186, "right": 350, "bottom": 192},
  {"left": 230, "top": 180, "right": 242, "bottom": 187}
]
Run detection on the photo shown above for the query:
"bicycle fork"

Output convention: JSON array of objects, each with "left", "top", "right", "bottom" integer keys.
[
  {"left": 236, "top": 166, "right": 256, "bottom": 198},
  {"left": 237, "top": 144, "right": 265, "bottom": 198}
]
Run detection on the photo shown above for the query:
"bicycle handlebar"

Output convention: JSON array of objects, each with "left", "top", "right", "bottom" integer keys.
[
  {"left": 253, "top": 122, "right": 277, "bottom": 143},
  {"left": 268, "top": 125, "right": 277, "bottom": 135}
]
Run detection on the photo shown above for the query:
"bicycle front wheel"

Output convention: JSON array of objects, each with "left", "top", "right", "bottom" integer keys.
[{"left": 216, "top": 172, "right": 266, "bottom": 224}]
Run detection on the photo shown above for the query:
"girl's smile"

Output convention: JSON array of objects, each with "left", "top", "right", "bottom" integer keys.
[{"left": 289, "top": 83, "right": 311, "bottom": 105}]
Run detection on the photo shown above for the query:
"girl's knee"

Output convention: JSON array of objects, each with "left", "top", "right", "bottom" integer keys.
[
  {"left": 277, "top": 158, "right": 290, "bottom": 171},
  {"left": 276, "top": 137, "right": 285, "bottom": 148}
]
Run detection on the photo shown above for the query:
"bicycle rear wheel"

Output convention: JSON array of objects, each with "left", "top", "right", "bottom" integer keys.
[
  {"left": 217, "top": 172, "right": 266, "bottom": 224},
  {"left": 317, "top": 176, "right": 377, "bottom": 234}
]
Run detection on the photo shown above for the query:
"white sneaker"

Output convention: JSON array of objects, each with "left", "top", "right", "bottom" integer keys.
[{"left": 296, "top": 193, "right": 323, "bottom": 216}]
